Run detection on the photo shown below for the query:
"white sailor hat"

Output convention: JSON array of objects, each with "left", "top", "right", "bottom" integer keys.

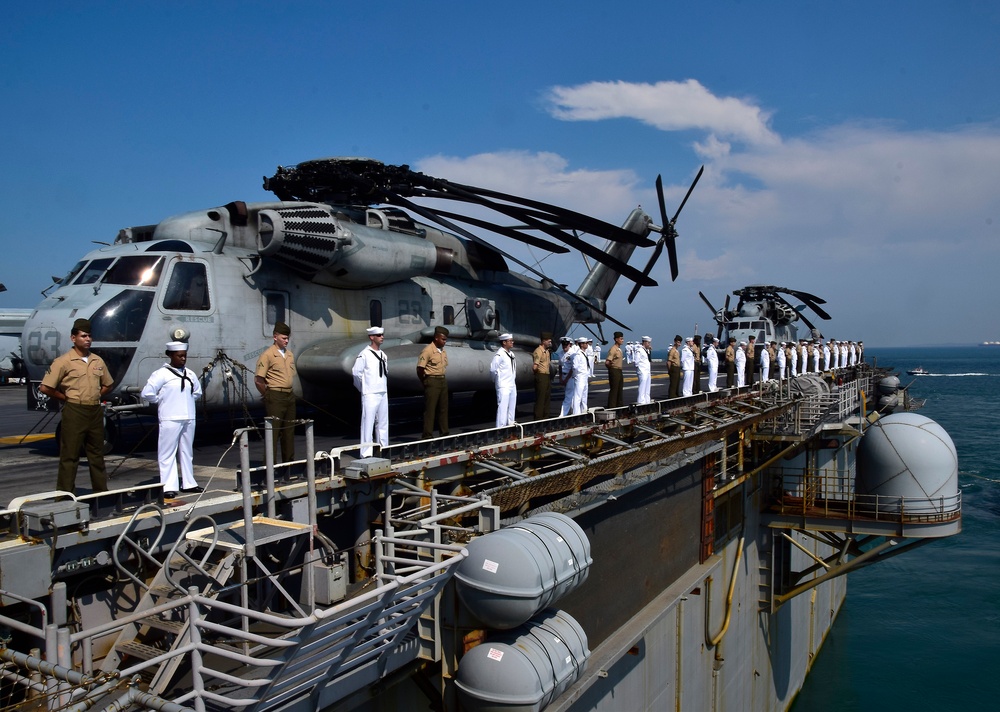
[
  {"left": 499, "top": 333, "right": 513, "bottom": 341},
  {"left": 780, "top": 341, "right": 786, "bottom": 346},
  {"left": 641, "top": 335, "right": 652, "bottom": 342},
  {"left": 576, "top": 336, "right": 589, "bottom": 344},
  {"left": 739, "top": 341, "right": 747, "bottom": 346},
  {"left": 685, "top": 336, "right": 694, "bottom": 342},
  {"left": 561, "top": 336, "right": 572, "bottom": 343},
  {"left": 166, "top": 341, "right": 188, "bottom": 352},
  {"left": 366, "top": 326, "right": 384, "bottom": 336}
]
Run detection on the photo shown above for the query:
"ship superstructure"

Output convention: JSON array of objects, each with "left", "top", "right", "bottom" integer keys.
[{"left": 0, "top": 364, "right": 960, "bottom": 711}]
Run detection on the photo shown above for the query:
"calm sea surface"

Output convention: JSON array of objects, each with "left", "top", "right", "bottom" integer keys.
[{"left": 791, "top": 346, "right": 1000, "bottom": 711}]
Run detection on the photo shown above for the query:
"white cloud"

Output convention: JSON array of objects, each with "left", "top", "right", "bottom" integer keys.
[
  {"left": 544, "top": 79, "right": 780, "bottom": 147},
  {"left": 411, "top": 84, "right": 1000, "bottom": 344}
]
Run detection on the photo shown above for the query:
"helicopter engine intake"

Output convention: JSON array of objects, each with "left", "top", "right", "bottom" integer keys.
[{"left": 257, "top": 206, "right": 453, "bottom": 288}]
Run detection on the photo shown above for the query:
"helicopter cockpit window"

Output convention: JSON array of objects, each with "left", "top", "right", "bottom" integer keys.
[
  {"left": 90, "top": 290, "right": 156, "bottom": 343},
  {"left": 60, "top": 260, "right": 88, "bottom": 286},
  {"left": 104, "top": 256, "right": 163, "bottom": 287},
  {"left": 74, "top": 258, "right": 114, "bottom": 285},
  {"left": 163, "top": 262, "right": 211, "bottom": 311},
  {"left": 145, "top": 240, "right": 194, "bottom": 253},
  {"left": 443, "top": 305, "right": 455, "bottom": 325}
]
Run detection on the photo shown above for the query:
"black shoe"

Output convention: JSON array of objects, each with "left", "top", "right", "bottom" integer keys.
[
  {"left": 163, "top": 491, "right": 178, "bottom": 499},
  {"left": 181, "top": 486, "right": 204, "bottom": 494}
]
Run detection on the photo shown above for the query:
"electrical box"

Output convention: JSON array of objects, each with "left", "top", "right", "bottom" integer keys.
[
  {"left": 19, "top": 500, "right": 90, "bottom": 538},
  {"left": 344, "top": 457, "right": 392, "bottom": 479}
]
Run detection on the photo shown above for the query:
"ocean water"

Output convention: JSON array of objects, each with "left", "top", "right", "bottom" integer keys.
[{"left": 791, "top": 347, "right": 1000, "bottom": 711}]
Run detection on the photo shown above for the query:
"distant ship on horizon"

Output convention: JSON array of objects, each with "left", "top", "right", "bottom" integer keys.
[{"left": 981, "top": 341, "right": 1000, "bottom": 346}]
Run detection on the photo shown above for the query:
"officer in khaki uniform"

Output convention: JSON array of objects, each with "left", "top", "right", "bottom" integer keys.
[
  {"left": 417, "top": 326, "right": 449, "bottom": 438},
  {"left": 532, "top": 332, "right": 553, "bottom": 419},
  {"left": 725, "top": 337, "right": 736, "bottom": 388},
  {"left": 604, "top": 331, "right": 625, "bottom": 408},
  {"left": 39, "top": 318, "right": 114, "bottom": 494},
  {"left": 667, "top": 335, "right": 682, "bottom": 398},
  {"left": 255, "top": 321, "right": 297, "bottom": 463}
]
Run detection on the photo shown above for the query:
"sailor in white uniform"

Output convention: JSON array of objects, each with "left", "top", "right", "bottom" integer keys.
[
  {"left": 812, "top": 342, "right": 821, "bottom": 373},
  {"left": 735, "top": 342, "right": 747, "bottom": 387},
  {"left": 352, "top": 326, "right": 389, "bottom": 457},
  {"left": 141, "top": 341, "right": 203, "bottom": 497},
  {"left": 705, "top": 336, "right": 720, "bottom": 392},
  {"left": 580, "top": 337, "right": 594, "bottom": 406},
  {"left": 490, "top": 333, "right": 517, "bottom": 427},
  {"left": 830, "top": 340, "right": 839, "bottom": 370},
  {"left": 822, "top": 340, "right": 831, "bottom": 371},
  {"left": 777, "top": 342, "right": 787, "bottom": 380},
  {"left": 789, "top": 341, "right": 798, "bottom": 377},
  {"left": 559, "top": 339, "right": 577, "bottom": 416},
  {"left": 760, "top": 343, "right": 771, "bottom": 381},
  {"left": 681, "top": 337, "right": 695, "bottom": 396},
  {"left": 635, "top": 336, "right": 652, "bottom": 404}
]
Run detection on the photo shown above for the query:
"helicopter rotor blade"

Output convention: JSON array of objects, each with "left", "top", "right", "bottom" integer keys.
[
  {"left": 773, "top": 286, "right": 832, "bottom": 320},
  {"left": 430, "top": 208, "right": 570, "bottom": 254},
  {"left": 388, "top": 192, "right": 632, "bottom": 330},
  {"left": 626, "top": 240, "right": 664, "bottom": 304},
  {"left": 414, "top": 179, "right": 656, "bottom": 286},
  {"left": 630, "top": 166, "right": 704, "bottom": 300},
  {"left": 655, "top": 174, "right": 681, "bottom": 282},
  {"left": 698, "top": 291, "right": 718, "bottom": 317},
  {"left": 666, "top": 165, "right": 703, "bottom": 281},
  {"left": 718, "top": 294, "right": 730, "bottom": 339},
  {"left": 443, "top": 181, "right": 655, "bottom": 247}
]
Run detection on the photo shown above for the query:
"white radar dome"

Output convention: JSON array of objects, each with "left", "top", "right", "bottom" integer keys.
[{"left": 856, "top": 413, "right": 958, "bottom": 514}]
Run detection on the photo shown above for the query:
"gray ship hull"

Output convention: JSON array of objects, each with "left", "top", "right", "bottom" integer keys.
[{"left": 0, "top": 364, "right": 959, "bottom": 712}]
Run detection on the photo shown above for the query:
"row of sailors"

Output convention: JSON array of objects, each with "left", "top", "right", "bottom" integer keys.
[
  {"left": 364, "top": 327, "right": 864, "bottom": 456},
  {"left": 718, "top": 336, "right": 864, "bottom": 389},
  {"left": 549, "top": 333, "right": 865, "bottom": 417}
]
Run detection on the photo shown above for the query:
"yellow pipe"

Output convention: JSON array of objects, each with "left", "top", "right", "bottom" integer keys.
[{"left": 706, "top": 534, "right": 745, "bottom": 648}]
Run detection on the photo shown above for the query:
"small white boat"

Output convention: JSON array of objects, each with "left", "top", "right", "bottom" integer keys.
[{"left": 907, "top": 366, "right": 928, "bottom": 375}]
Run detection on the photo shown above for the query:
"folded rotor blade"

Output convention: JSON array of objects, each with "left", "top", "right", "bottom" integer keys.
[{"left": 388, "top": 192, "right": 632, "bottom": 329}]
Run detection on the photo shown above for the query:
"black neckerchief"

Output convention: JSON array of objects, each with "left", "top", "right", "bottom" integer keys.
[
  {"left": 166, "top": 365, "right": 192, "bottom": 392},
  {"left": 370, "top": 349, "right": 387, "bottom": 378}
]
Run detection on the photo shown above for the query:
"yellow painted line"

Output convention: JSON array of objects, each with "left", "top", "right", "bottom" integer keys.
[{"left": 0, "top": 434, "right": 55, "bottom": 445}]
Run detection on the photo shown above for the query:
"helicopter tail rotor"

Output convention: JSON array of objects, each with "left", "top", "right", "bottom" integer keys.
[{"left": 627, "top": 166, "right": 703, "bottom": 304}]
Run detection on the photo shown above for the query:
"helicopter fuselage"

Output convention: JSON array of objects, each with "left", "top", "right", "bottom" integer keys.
[{"left": 21, "top": 200, "right": 614, "bottom": 415}]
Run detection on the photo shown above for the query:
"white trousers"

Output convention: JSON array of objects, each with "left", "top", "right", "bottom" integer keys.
[
  {"left": 707, "top": 362, "right": 719, "bottom": 392},
  {"left": 762, "top": 364, "right": 770, "bottom": 381},
  {"left": 360, "top": 392, "right": 389, "bottom": 457},
  {"left": 157, "top": 419, "right": 197, "bottom": 491},
  {"left": 681, "top": 369, "right": 694, "bottom": 397},
  {"left": 636, "top": 367, "right": 651, "bottom": 404},
  {"left": 496, "top": 387, "right": 516, "bottom": 427}
]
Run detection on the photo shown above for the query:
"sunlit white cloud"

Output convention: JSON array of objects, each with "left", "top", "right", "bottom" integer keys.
[
  {"left": 544, "top": 79, "right": 780, "bottom": 147},
  {"left": 416, "top": 83, "right": 1000, "bottom": 344}
]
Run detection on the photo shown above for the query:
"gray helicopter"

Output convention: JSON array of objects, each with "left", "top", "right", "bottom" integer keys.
[
  {"left": 21, "top": 157, "right": 702, "bottom": 426},
  {"left": 698, "top": 285, "right": 831, "bottom": 352}
]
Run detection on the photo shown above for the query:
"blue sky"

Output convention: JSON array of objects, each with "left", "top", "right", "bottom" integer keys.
[{"left": 2, "top": 1, "right": 999, "bottom": 346}]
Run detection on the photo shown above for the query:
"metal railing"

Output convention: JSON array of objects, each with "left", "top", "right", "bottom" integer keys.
[{"left": 769, "top": 465, "right": 962, "bottom": 524}]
